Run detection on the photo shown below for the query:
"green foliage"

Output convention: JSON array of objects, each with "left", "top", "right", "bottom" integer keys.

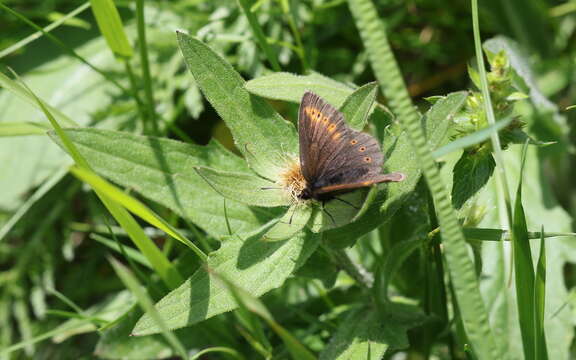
[{"left": 1, "top": 0, "right": 575, "bottom": 359}]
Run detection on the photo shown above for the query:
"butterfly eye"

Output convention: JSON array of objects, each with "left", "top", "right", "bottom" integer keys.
[
  {"left": 359, "top": 146, "right": 366, "bottom": 152},
  {"left": 350, "top": 139, "right": 358, "bottom": 145},
  {"left": 364, "top": 157, "right": 372, "bottom": 163}
]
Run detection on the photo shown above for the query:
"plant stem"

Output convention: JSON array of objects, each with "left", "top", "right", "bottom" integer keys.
[
  {"left": 124, "top": 60, "right": 147, "bottom": 130},
  {"left": 135, "top": 0, "right": 159, "bottom": 135},
  {"left": 323, "top": 245, "right": 373, "bottom": 288}
]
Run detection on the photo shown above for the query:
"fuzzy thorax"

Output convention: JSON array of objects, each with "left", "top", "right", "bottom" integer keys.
[{"left": 279, "top": 159, "right": 307, "bottom": 201}]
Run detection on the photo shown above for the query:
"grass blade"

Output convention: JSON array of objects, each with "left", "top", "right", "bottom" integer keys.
[
  {"left": 89, "top": 0, "right": 133, "bottom": 58},
  {"left": 534, "top": 226, "right": 548, "bottom": 360}
]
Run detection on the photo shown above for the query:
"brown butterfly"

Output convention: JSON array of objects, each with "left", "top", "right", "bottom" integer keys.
[{"left": 297, "top": 91, "right": 405, "bottom": 201}]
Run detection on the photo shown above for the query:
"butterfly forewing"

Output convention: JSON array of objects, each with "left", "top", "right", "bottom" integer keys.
[{"left": 298, "top": 91, "right": 403, "bottom": 200}]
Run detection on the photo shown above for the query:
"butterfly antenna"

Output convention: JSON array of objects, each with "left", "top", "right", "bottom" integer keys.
[
  {"left": 260, "top": 186, "right": 281, "bottom": 190},
  {"left": 333, "top": 196, "right": 360, "bottom": 210}
]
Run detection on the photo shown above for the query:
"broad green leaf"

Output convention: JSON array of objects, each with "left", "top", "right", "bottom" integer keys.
[
  {"left": 133, "top": 228, "right": 320, "bottom": 335},
  {"left": 319, "top": 305, "right": 424, "bottom": 360},
  {"left": 244, "top": 72, "right": 353, "bottom": 106},
  {"left": 326, "top": 92, "right": 467, "bottom": 246},
  {"left": 177, "top": 32, "right": 298, "bottom": 180},
  {"left": 263, "top": 205, "right": 312, "bottom": 242},
  {"left": 54, "top": 128, "right": 281, "bottom": 237},
  {"left": 0, "top": 122, "right": 50, "bottom": 137},
  {"left": 89, "top": 0, "right": 133, "bottom": 58},
  {"left": 339, "top": 82, "right": 378, "bottom": 130},
  {"left": 451, "top": 150, "right": 496, "bottom": 209},
  {"left": 194, "top": 166, "right": 289, "bottom": 207}
]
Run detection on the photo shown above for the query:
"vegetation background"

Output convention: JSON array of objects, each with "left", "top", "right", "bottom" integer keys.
[{"left": 0, "top": 0, "right": 575, "bottom": 359}]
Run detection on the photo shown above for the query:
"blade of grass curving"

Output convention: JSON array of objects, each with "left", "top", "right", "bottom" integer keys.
[
  {"left": 0, "top": 1, "right": 90, "bottom": 59},
  {"left": 13, "top": 70, "right": 182, "bottom": 289},
  {"left": 347, "top": 0, "right": 501, "bottom": 357},
  {"left": 108, "top": 257, "right": 187, "bottom": 358},
  {"left": 70, "top": 165, "right": 207, "bottom": 261},
  {"left": 0, "top": 71, "right": 77, "bottom": 127},
  {"left": 177, "top": 32, "right": 298, "bottom": 181},
  {"left": 89, "top": 0, "right": 133, "bottom": 58},
  {"left": 135, "top": 0, "right": 158, "bottom": 135},
  {"left": 90, "top": 233, "right": 152, "bottom": 268},
  {"left": 190, "top": 347, "right": 243, "bottom": 360},
  {"left": 432, "top": 117, "right": 513, "bottom": 159},
  {"left": 534, "top": 226, "right": 548, "bottom": 360},
  {"left": 0, "top": 3, "right": 127, "bottom": 94},
  {"left": 279, "top": 0, "right": 309, "bottom": 72},
  {"left": 237, "top": 0, "right": 281, "bottom": 71},
  {"left": 0, "top": 122, "right": 50, "bottom": 136}
]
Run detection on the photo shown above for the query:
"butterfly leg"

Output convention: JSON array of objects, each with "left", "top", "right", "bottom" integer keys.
[
  {"left": 321, "top": 201, "right": 337, "bottom": 225},
  {"left": 333, "top": 196, "right": 360, "bottom": 210}
]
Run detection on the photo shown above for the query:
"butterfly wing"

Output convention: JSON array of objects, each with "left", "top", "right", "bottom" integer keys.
[
  {"left": 298, "top": 92, "right": 350, "bottom": 182},
  {"left": 298, "top": 91, "right": 401, "bottom": 195}
]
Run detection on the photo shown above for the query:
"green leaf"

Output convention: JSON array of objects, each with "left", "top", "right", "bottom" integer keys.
[
  {"left": 262, "top": 205, "right": 313, "bottom": 242},
  {"left": 132, "top": 228, "right": 320, "bottom": 335},
  {"left": 177, "top": 32, "right": 298, "bottom": 180},
  {"left": 319, "top": 305, "right": 424, "bottom": 360},
  {"left": 194, "top": 166, "right": 289, "bottom": 207},
  {"left": 462, "top": 228, "right": 575, "bottom": 242},
  {"left": 244, "top": 72, "right": 354, "bottom": 107},
  {"left": 89, "top": 0, "right": 133, "bottom": 58},
  {"left": 451, "top": 150, "right": 496, "bottom": 209},
  {"left": 54, "top": 128, "right": 281, "bottom": 237},
  {"left": 339, "top": 82, "right": 378, "bottom": 131}
]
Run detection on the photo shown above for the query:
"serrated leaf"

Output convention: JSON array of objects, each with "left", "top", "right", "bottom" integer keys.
[
  {"left": 194, "top": 166, "right": 289, "bottom": 207},
  {"left": 319, "top": 304, "right": 424, "bottom": 360},
  {"left": 325, "top": 92, "right": 467, "bottom": 246},
  {"left": 451, "top": 150, "right": 496, "bottom": 209},
  {"left": 339, "top": 82, "right": 378, "bottom": 130},
  {"left": 132, "top": 228, "right": 320, "bottom": 335},
  {"left": 55, "top": 128, "right": 281, "bottom": 237},
  {"left": 177, "top": 32, "right": 298, "bottom": 180}
]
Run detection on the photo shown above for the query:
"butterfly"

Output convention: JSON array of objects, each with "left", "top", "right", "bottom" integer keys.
[{"left": 297, "top": 91, "right": 405, "bottom": 201}]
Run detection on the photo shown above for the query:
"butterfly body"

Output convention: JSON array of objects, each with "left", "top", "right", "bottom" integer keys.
[{"left": 297, "top": 91, "right": 404, "bottom": 201}]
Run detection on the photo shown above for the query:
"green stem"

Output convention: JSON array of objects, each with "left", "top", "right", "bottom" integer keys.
[
  {"left": 323, "top": 245, "right": 373, "bottom": 288},
  {"left": 135, "top": 0, "right": 159, "bottom": 135},
  {"left": 471, "top": 0, "right": 513, "bottom": 227},
  {"left": 124, "top": 60, "right": 147, "bottom": 130},
  {"left": 237, "top": 0, "right": 281, "bottom": 71},
  {"left": 280, "top": 0, "right": 309, "bottom": 72}
]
